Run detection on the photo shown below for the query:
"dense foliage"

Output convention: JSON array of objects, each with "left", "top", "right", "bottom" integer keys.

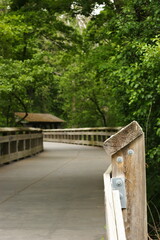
[{"left": 0, "top": 0, "right": 160, "bottom": 237}]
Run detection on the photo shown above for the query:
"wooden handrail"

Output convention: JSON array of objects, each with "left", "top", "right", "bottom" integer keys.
[
  {"left": 0, "top": 127, "right": 43, "bottom": 164},
  {"left": 103, "top": 121, "right": 147, "bottom": 240},
  {"left": 43, "top": 127, "right": 121, "bottom": 147}
]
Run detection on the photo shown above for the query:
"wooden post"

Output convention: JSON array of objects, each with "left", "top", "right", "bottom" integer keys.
[
  {"left": 103, "top": 121, "right": 147, "bottom": 240},
  {"left": 113, "top": 190, "right": 127, "bottom": 240},
  {"left": 104, "top": 173, "right": 118, "bottom": 240}
]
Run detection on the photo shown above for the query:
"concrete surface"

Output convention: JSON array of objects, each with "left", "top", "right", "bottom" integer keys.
[{"left": 0, "top": 142, "right": 109, "bottom": 240}]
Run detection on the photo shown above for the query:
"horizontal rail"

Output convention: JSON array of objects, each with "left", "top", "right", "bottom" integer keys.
[
  {"left": 0, "top": 128, "right": 43, "bottom": 164},
  {"left": 43, "top": 127, "right": 121, "bottom": 147}
]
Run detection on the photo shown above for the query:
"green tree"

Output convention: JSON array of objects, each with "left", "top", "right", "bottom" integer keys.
[
  {"left": 57, "top": 1, "right": 160, "bottom": 234},
  {"left": 0, "top": 0, "right": 82, "bottom": 125}
]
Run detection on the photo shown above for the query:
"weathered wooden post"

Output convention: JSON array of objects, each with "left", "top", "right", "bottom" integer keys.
[{"left": 103, "top": 121, "right": 147, "bottom": 240}]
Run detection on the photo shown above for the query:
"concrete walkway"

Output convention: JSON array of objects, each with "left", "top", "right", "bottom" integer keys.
[{"left": 0, "top": 142, "right": 109, "bottom": 240}]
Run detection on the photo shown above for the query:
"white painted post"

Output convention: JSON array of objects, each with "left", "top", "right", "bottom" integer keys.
[
  {"left": 103, "top": 172, "right": 118, "bottom": 240},
  {"left": 112, "top": 190, "right": 126, "bottom": 240}
]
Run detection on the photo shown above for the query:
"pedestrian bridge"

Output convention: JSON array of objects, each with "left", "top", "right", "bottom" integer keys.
[
  {"left": 0, "top": 123, "right": 147, "bottom": 240},
  {"left": 0, "top": 142, "right": 108, "bottom": 240}
]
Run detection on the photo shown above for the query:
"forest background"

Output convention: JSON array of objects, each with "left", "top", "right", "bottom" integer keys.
[{"left": 0, "top": 0, "right": 160, "bottom": 238}]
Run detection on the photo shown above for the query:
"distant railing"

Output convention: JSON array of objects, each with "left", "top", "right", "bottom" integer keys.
[
  {"left": 43, "top": 127, "right": 121, "bottom": 147},
  {"left": 103, "top": 121, "right": 147, "bottom": 240},
  {"left": 0, "top": 128, "right": 43, "bottom": 164}
]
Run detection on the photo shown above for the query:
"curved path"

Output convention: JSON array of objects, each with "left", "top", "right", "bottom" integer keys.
[{"left": 0, "top": 142, "right": 109, "bottom": 240}]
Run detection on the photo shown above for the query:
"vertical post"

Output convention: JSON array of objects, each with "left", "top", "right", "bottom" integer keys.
[
  {"left": 8, "top": 132, "right": 11, "bottom": 160},
  {"left": 104, "top": 173, "right": 118, "bottom": 240},
  {"left": 104, "top": 121, "right": 147, "bottom": 240}
]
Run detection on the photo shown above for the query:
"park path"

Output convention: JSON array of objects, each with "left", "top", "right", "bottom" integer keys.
[{"left": 0, "top": 142, "right": 109, "bottom": 240}]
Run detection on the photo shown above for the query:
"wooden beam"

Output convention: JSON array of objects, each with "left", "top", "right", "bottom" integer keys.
[
  {"left": 103, "top": 172, "right": 117, "bottom": 240},
  {"left": 113, "top": 190, "right": 126, "bottom": 240},
  {"left": 103, "top": 121, "right": 143, "bottom": 156},
  {"left": 104, "top": 121, "right": 147, "bottom": 240}
]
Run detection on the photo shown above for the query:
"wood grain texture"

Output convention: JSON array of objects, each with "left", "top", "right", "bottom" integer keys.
[
  {"left": 103, "top": 121, "right": 143, "bottom": 156},
  {"left": 111, "top": 133, "right": 147, "bottom": 240}
]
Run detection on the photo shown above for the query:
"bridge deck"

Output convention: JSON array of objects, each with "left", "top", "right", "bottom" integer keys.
[{"left": 0, "top": 142, "right": 108, "bottom": 240}]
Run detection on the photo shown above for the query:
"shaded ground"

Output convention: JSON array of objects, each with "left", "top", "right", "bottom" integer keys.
[{"left": 0, "top": 142, "right": 109, "bottom": 240}]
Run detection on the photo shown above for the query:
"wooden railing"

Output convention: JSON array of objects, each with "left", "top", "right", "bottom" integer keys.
[
  {"left": 0, "top": 127, "right": 43, "bottom": 164},
  {"left": 43, "top": 127, "right": 121, "bottom": 147},
  {"left": 103, "top": 121, "right": 147, "bottom": 240}
]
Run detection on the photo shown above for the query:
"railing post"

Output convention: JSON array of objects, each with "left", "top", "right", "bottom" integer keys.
[
  {"left": 103, "top": 121, "right": 147, "bottom": 240},
  {"left": 0, "top": 128, "right": 43, "bottom": 164},
  {"left": 43, "top": 127, "right": 121, "bottom": 146}
]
